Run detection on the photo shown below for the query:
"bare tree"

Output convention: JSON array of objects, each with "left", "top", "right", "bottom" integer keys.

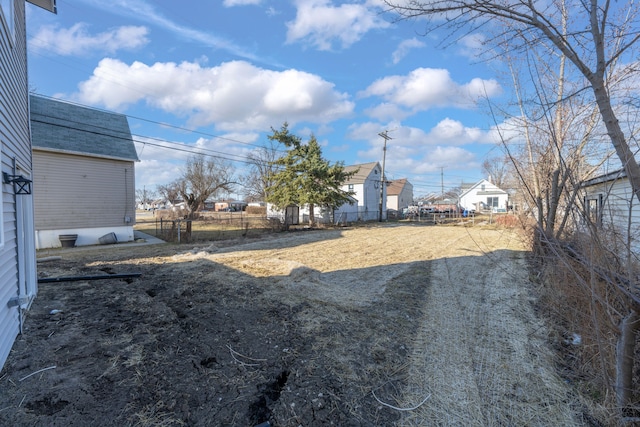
[
  {"left": 481, "top": 157, "right": 509, "bottom": 190},
  {"left": 384, "top": 0, "right": 640, "bottom": 413},
  {"left": 385, "top": 0, "right": 640, "bottom": 204},
  {"left": 136, "top": 187, "right": 157, "bottom": 209},
  {"left": 243, "top": 140, "right": 282, "bottom": 202},
  {"left": 174, "top": 155, "right": 235, "bottom": 218},
  {"left": 157, "top": 181, "right": 181, "bottom": 206}
]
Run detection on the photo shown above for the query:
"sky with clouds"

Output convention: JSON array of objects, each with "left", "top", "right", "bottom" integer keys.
[{"left": 25, "top": 0, "right": 508, "bottom": 198}]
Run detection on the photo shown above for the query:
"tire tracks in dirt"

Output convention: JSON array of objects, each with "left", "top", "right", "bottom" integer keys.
[{"left": 400, "top": 232, "right": 579, "bottom": 426}]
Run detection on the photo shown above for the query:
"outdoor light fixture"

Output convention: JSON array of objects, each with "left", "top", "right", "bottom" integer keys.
[{"left": 3, "top": 172, "right": 32, "bottom": 195}]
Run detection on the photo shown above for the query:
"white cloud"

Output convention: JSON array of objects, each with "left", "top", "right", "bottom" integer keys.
[
  {"left": 133, "top": 132, "right": 261, "bottom": 190},
  {"left": 360, "top": 67, "right": 501, "bottom": 118},
  {"left": 426, "top": 118, "right": 483, "bottom": 145},
  {"left": 457, "top": 33, "right": 487, "bottom": 59},
  {"left": 286, "top": 0, "right": 390, "bottom": 50},
  {"left": 223, "top": 0, "right": 262, "bottom": 5},
  {"left": 74, "top": 58, "right": 355, "bottom": 132},
  {"left": 391, "top": 38, "right": 426, "bottom": 64},
  {"left": 347, "top": 120, "right": 486, "bottom": 177},
  {"left": 29, "top": 24, "right": 149, "bottom": 56},
  {"left": 364, "top": 102, "right": 411, "bottom": 122}
]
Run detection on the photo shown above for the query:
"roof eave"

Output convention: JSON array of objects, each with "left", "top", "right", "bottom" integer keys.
[
  {"left": 26, "top": 0, "right": 57, "bottom": 13},
  {"left": 33, "top": 146, "right": 140, "bottom": 162}
]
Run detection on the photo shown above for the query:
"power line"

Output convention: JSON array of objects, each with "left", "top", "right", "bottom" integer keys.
[{"left": 31, "top": 93, "right": 288, "bottom": 153}]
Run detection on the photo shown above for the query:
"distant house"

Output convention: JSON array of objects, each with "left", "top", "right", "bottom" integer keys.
[
  {"left": 267, "top": 162, "right": 386, "bottom": 224},
  {"left": 0, "top": 0, "right": 57, "bottom": 372},
  {"left": 459, "top": 179, "right": 509, "bottom": 212},
  {"left": 581, "top": 169, "right": 640, "bottom": 253},
  {"left": 386, "top": 178, "right": 413, "bottom": 213},
  {"left": 334, "top": 162, "right": 386, "bottom": 223},
  {"left": 30, "top": 95, "right": 139, "bottom": 248}
]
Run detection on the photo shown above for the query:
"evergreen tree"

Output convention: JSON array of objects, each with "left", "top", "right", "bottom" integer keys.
[{"left": 266, "top": 123, "right": 356, "bottom": 226}]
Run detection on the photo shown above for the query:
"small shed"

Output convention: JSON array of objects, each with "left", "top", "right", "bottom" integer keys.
[{"left": 30, "top": 95, "right": 140, "bottom": 248}]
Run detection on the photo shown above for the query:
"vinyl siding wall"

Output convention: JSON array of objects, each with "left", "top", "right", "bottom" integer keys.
[
  {"left": 0, "top": 0, "right": 32, "bottom": 371},
  {"left": 33, "top": 150, "right": 136, "bottom": 229},
  {"left": 584, "top": 178, "right": 640, "bottom": 254},
  {"left": 335, "top": 167, "right": 386, "bottom": 221}
]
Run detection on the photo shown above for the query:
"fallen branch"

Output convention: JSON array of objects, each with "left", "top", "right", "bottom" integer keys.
[
  {"left": 372, "top": 390, "right": 431, "bottom": 411},
  {"left": 19, "top": 365, "right": 57, "bottom": 382}
]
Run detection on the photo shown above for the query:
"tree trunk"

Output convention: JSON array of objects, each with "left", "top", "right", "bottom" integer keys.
[
  {"left": 616, "top": 310, "right": 640, "bottom": 411},
  {"left": 591, "top": 80, "right": 640, "bottom": 205},
  {"left": 308, "top": 203, "right": 315, "bottom": 227}
]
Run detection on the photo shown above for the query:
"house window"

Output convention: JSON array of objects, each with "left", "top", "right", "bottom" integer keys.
[
  {"left": 481, "top": 184, "right": 486, "bottom": 191},
  {"left": 585, "top": 195, "right": 603, "bottom": 226},
  {"left": 0, "top": 0, "right": 14, "bottom": 42},
  {"left": 487, "top": 197, "right": 499, "bottom": 208},
  {"left": 348, "top": 184, "right": 354, "bottom": 191}
]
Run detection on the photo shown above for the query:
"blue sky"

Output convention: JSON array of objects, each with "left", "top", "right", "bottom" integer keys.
[{"left": 25, "top": 0, "right": 507, "bottom": 198}]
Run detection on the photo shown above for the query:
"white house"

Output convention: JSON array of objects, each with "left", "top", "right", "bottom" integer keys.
[
  {"left": 31, "top": 95, "right": 139, "bottom": 248},
  {"left": 267, "top": 162, "right": 386, "bottom": 225},
  {"left": 334, "top": 162, "right": 386, "bottom": 223},
  {"left": 581, "top": 169, "right": 640, "bottom": 253},
  {"left": 459, "top": 179, "right": 509, "bottom": 212},
  {"left": 0, "top": 0, "right": 57, "bottom": 372},
  {"left": 386, "top": 178, "right": 413, "bottom": 213}
]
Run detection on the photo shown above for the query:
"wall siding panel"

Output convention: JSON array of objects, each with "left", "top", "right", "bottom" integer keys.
[
  {"left": 33, "top": 151, "right": 136, "bottom": 229},
  {"left": 0, "top": 0, "right": 34, "bottom": 371},
  {"left": 584, "top": 178, "right": 640, "bottom": 253}
]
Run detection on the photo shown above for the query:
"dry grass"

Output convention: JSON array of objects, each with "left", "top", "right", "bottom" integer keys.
[
  {"left": 169, "top": 224, "right": 583, "bottom": 425},
  {"left": 9, "top": 222, "right": 595, "bottom": 425}
]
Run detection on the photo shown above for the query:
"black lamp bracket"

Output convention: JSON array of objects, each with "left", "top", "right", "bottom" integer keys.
[{"left": 3, "top": 172, "right": 32, "bottom": 195}]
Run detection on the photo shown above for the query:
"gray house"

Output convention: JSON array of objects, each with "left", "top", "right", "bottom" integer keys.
[
  {"left": 0, "top": 0, "right": 57, "bottom": 371},
  {"left": 30, "top": 95, "right": 139, "bottom": 248}
]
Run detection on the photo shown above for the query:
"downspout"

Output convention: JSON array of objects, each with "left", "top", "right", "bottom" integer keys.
[{"left": 12, "top": 157, "right": 24, "bottom": 335}]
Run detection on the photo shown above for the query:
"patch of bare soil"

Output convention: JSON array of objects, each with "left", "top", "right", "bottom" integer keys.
[{"left": 0, "top": 224, "right": 587, "bottom": 426}]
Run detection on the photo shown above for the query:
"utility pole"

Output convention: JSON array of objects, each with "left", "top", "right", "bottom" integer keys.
[
  {"left": 440, "top": 167, "right": 444, "bottom": 199},
  {"left": 378, "top": 130, "right": 392, "bottom": 222}
]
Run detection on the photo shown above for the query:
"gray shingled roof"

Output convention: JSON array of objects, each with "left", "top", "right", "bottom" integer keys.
[{"left": 30, "top": 95, "right": 139, "bottom": 161}]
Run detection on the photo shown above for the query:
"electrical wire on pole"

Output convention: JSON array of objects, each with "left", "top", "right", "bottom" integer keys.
[{"left": 378, "top": 130, "right": 393, "bottom": 222}]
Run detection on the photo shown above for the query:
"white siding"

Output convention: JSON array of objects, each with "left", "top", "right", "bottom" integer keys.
[
  {"left": 335, "top": 165, "right": 385, "bottom": 221},
  {"left": 460, "top": 179, "right": 509, "bottom": 212},
  {"left": 0, "top": 0, "right": 34, "bottom": 371},
  {"left": 584, "top": 178, "right": 640, "bottom": 254}
]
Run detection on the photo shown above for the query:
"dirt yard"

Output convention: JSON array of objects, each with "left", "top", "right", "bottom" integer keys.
[{"left": 0, "top": 224, "right": 589, "bottom": 426}]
